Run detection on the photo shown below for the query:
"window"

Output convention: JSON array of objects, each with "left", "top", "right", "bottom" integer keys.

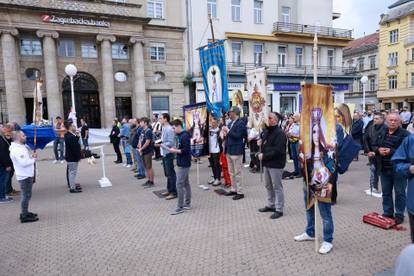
[
  {"left": 58, "top": 39, "right": 75, "bottom": 57},
  {"left": 232, "top": 42, "right": 241, "bottom": 65},
  {"left": 207, "top": 0, "right": 217, "bottom": 18},
  {"left": 369, "top": 55, "right": 376, "bottom": 69},
  {"left": 295, "top": 47, "right": 303, "bottom": 67},
  {"left": 388, "top": 52, "right": 398, "bottom": 66},
  {"left": 254, "top": 0, "right": 263, "bottom": 24},
  {"left": 348, "top": 59, "right": 354, "bottom": 68},
  {"left": 328, "top": 49, "right": 335, "bottom": 69},
  {"left": 282, "top": 6, "right": 290, "bottom": 25},
  {"left": 148, "top": 0, "right": 164, "bottom": 19},
  {"left": 369, "top": 78, "right": 376, "bottom": 91},
  {"left": 112, "top": 43, "right": 128, "bottom": 59},
  {"left": 358, "top": 57, "right": 364, "bottom": 71},
  {"left": 231, "top": 0, "right": 241, "bottom": 22},
  {"left": 278, "top": 46, "right": 287, "bottom": 67},
  {"left": 411, "top": 73, "right": 414, "bottom": 87},
  {"left": 81, "top": 42, "right": 97, "bottom": 58},
  {"left": 150, "top": 43, "right": 166, "bottom": 61},
  {"left": 254, "top": 44, "right": 263, "bottom": 66},
  {"left": 411, "top": 48, "right": 414, "bottom": 61},
  {"left": 388, "top": 75, "right": 397, "bottom": 89},
  {"left": 389, "top": 29, "right": 399, "bottom": 44},
  {"left": 20, "top": 38, "right": 42, "bottom": 56},
  {"left": 359, "top": 80, "right": 364, "bottom": 92},
  {"left": 151, "top": 96, "right": 169, "bottom": 113}
]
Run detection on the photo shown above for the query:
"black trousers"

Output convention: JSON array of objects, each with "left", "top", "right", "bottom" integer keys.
[
  {"left": 210, "top": 153, "right": 221, "bottom": 180},
  {"left": 331, "top": 172, "right": 338, "bottom": 204},
  {"left": 410, "top": 212, "right": 414, "bottom": 243},
  {"left": 113, "top": 141, "right": 122, "bottom": 162},
  {"left": 249, "top": 140, "right": 259, "bottom": 169}
]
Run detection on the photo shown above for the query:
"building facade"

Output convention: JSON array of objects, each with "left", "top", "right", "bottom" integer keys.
[
  {"left": 187, "top": 0, "right": 355, "bottom": 115},
  {"left": 0, "top": 0, "right": 187, "bottom": 128},
  {"left": 343, "top": 32, "right": 379, "bottom": 111},
  {"left": 378, "top": 0, "right": 414, "bottom": 110}
]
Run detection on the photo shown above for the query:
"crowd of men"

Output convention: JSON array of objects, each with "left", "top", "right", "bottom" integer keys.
[{"left": 0, "top": 105, "right": 413, "bottom": 257}]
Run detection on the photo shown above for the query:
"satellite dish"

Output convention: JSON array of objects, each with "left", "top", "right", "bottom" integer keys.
[
  {"left": 114, "top": 71, "right": 127, "bottom": 82},
  {"left": 25, "top": 68, "right": 41, "bottom": 80}
]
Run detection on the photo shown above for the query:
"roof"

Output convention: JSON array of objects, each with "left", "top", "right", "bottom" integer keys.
[
  {"left": 344, "top": 32, "right": 379, "bottom": 52},
  {"left": 389, "top": 0, "right": 414, "bottom": 9}
]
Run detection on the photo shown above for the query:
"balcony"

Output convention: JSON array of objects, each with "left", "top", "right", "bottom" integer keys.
[
  {"left": 226, "top": 62, "right": 356, "bottom": 76},
  {"left": 273, "top": 22, "right": 353, "bottom": 40}
]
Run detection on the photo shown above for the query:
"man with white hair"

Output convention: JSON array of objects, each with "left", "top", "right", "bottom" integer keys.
[
  {"left": 376, "top": 112, "right": 409, "bottom": 224},
  {"left": 9, "top": 131, "right": 38, "bottom": 223}
]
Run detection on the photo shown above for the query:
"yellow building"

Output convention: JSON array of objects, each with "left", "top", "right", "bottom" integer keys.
[{"left": 378, "top": 0, "right": 414, "bottom": 110}]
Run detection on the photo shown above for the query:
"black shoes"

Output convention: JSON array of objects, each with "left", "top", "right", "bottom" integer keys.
[
  {"left": 270, "top": 211, "right": 283, "bottom": 219},
  {"left": 259, "top": 206, "right": 276, "bottom": 213},
  {"left": 225, "top": 191, "right": 237, "bottom": 196},
  {"left": 20, "top": 213, "right": 39, "bottom": 223},
  {"left": 232, "top": 194, "right": 244, "bottom": 200},
  {"left": 142, "top": 181, "right": 154, "bottom": 188},
  {"left": 382, "top": 213, "right": 394, "bottom": 219},
  {"left": 114, "top": 160, "right": 122, "bottom": 164},
  {"left": 69, "top": 188, "right": 82, "bottom": 193},
  {"left": 395, "top": 216, "right": 404, "bottom": 225},
  {"left": 135, "top": 174, "right": 146, "bottom": 179}
]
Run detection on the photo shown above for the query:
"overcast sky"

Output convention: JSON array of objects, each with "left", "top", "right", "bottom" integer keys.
[{"left": 333, "top": 0, "right": 396, "bottom": 38}]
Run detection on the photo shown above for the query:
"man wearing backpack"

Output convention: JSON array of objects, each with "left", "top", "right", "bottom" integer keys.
[
  {"left": 139, "top": 117, "right": 155, "bottom": 188},
  {"left": 392, "top": 134, "right": 414, "bottom": 242}
]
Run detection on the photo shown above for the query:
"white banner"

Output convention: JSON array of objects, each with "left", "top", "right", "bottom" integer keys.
[{"left": 246, "top": 68, "right": 268, "bottom": 135}]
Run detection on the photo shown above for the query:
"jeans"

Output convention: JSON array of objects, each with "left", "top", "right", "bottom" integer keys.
[
  {"left": 304, "top": 190, "right": 334, "bottom": 243},
  {"left": 81, "top": 138, "right": 89, "bottom": 150},
  {"left": 53, "top": 138, "right": 64, "bottom": 161},
  {"left": 162, "top": 153, "right": 177, "bottom": 195},
  {"left": 227, "top": 155, "right": 243, "bottom": 194},
  {"left": 0, "top": 167, "right": 10, "bottom": 199},
  {"left": 66, "top": 162, "right": 79, "bottom": 190},
  {"left": 290, "top": 142, "right": 301, "bottom": 176},
  {"left": 264, "top": 167, "right": 284, "bottom": 212},
  {"left": 409, "top": 212, "right": 414, "bottom": 243},
  {"left": 380, "top": 169, "right": 407, "bottom": 219},
  {"left": 369, "top": 161, "right": 379, "bottom": 190},
  {"left": 210, "top": 152, "right": 221, "bottom": 180},
  {"left": 135, "top": 149, "right": 146, "bottom": 176},
  {"left": 125, "top": 153, "right": 132, "bottom": 165},
  {"left": 176, "top": 167, "right": 191, "bottom": 209},
  {"left": 18, "top": 177, "right": 33, "bottom": 215}
]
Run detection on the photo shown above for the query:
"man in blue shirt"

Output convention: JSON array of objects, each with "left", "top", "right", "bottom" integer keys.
[
  {"left": 138, "top": 117, "right": 155, "bottom": 188},
  {"left": 169, "top": 119, "right": 191, "bottom": 215},
  {"left": 392, "top": 134, "right": 414, "bottom": 243}
]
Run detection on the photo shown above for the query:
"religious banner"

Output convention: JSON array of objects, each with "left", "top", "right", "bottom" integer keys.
[
  {"left": 231, "top": 89, "right": 244, "bottom": 117},
  {"left": 246, "top": 68, "right": 268, "bottom": 139},
  {"left": 299, "top": 84, "right": 337, "bottom": 209},
  {"left": 183, "top": 102, "right": 209, "bottom": 157},
  {"left": 33, "top": 80, "right": 44, "bottom": 126},
  {"left": 198, "top": 40, "right": 229, "bottom": 118}
]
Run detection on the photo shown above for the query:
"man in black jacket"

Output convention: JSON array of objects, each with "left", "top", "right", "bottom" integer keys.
[
  {"left": 376, "top": 112, "right": 409, "bottom": 224},
  {"left": 351, "top": 112, "right": 364, "bottom": 161},
  {"left": 0, "top": 124, "right": 14, "bottom": 203},
  {"left": 64, "top": 121, "right": 82, "bottom": 193},
  {"left": 257, "top": 112, "right": 287, "bottom": 219},
  {"left": 363, "top": 112, "right": 385, "bottom": 197}
]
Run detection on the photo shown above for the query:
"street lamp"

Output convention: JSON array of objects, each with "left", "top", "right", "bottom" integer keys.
[
  {"left": 360, "top": 75, "right": 368, "bottom": 112},
  {"left": 65, "top": 64, "right": 77, "bottom": 113}
]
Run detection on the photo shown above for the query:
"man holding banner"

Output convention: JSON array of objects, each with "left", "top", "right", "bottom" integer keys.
[{"left": 222, "top": 106, "right": 247, "bottom": 200}]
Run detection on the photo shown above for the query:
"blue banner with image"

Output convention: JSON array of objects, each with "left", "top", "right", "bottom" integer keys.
[{"left": 199, "top": 40, "right": 229, "bottom": 118}]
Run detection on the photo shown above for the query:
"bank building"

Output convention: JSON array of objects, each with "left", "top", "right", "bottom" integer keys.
[{"left": 0, "top": 0, "right": 187, "bottom": 128}]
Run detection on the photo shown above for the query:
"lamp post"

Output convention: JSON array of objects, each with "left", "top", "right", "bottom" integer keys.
[
  {"left": 65, "top": 64, "right": 77, "bottom": 113},
  {"left": 360, "top": 75, "right": 368, "bottom": 112}
]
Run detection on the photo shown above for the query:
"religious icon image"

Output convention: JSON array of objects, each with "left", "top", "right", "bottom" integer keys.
[{"left": 207, "top": 65, "right": 222, "bottom": 104}]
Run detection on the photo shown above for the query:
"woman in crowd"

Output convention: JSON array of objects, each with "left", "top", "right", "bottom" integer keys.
[{"left": 109, "top": 119, "right": 122, "bottom": 164}]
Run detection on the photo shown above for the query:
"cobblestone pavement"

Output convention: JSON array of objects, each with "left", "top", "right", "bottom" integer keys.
[{"left": 0, "top": 147, "right": 411, "bottom": 276}]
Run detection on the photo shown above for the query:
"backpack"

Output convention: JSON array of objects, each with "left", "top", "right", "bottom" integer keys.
[{"left": 337, "top": 134, "right": 362, "bottom": 174}]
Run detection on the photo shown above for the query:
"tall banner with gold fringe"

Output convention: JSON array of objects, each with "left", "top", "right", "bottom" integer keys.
[
  {"left": 246, "top": 68, "right": 268, "bottom": 138},
  {"left": 299, "top": 84, "right": 337, "bottom": 209}
]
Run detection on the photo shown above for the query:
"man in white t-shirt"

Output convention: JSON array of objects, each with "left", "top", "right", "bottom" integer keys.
[{"left": 208, "top": 117, "right": 222, "bottom": 186}]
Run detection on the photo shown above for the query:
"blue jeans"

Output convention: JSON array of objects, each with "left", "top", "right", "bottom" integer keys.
[
  {"left": 304, "top": 190, "right": 334, "bottom": 243},
  {"left": 369, "top": 161, "right": 379, "bottom": 190},
  {"left": 380, "top": 169, "right": 407, "bottom": 219},
  {"left": 162, "top": 153, "right": 177, "bottom": 195},
  {"left": 81, "top": 138, "right": 89, "bottom": 150},
  {"left": 53, "top": 138, "right": 64, "bottom": 161},
  {"left": 290, "top": 142, "right": 301, "bottom": 176},
  {"left": 135, "top": 148, "right": 146, "bottom": 176},
  {"left": 125, "top": 153, "right": 132, "bottom": 165},
  {"left": 0, "top": 167, "right": 10, "bottom": 199}
]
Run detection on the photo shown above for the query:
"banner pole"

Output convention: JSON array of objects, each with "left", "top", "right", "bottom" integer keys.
[
  {"left": 197, "top": 161, "right": 200, "bottom": 188},
  {"left": 313, "top": 30, "right": 320, "bottom": 253}
]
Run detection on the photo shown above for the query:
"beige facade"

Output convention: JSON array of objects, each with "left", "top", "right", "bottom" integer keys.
[{"left": 0, "top": 0, "right": 187, "bottom": 128}]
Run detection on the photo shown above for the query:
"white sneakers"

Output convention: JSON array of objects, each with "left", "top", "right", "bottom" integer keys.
[
  {"left": 294, "top": 232, "right": 315, "bottom": 241},
  {"left": 318, "top": 242, "right": 333, "bottom": 254},
  {"left": 212, "top": 179, "right": 221, "bottom": 186},
  {"left": 208, "top": 177, "right": 215, "bottom": 184},
  {"left": 60, "top": 160, "right": 64, "bottom": 164},
  {"left": 365, "top": 188, "right": 382, "bottom": 198},
  {"left": 53, "top": 160, "right": 58, "bottom": 164},
  {"left": 294, "top": 233, "right": 333, "bottom": 254}
]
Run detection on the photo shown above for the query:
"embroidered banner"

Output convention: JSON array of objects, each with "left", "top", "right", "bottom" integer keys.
[
  {"left": 246, "top": 68, "right": 268, "bottom": 139},
  {"left": 199, "top": 40, "right": 229, "bottom": 118},
  {"left": 183, "top": 102, "right": 209, "bottom": 157}
]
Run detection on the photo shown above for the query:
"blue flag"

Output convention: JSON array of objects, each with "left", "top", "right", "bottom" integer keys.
[{"left": 199, "top": 40, "right": 229, "bottom": 118}]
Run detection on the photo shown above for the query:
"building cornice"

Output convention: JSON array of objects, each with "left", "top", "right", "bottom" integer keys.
[
  {"left": 343, "top": 45, "right": 378, "bottom": 58},
  {"left": 144, "top": 24, "right": 186, "bottom": 32}
]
